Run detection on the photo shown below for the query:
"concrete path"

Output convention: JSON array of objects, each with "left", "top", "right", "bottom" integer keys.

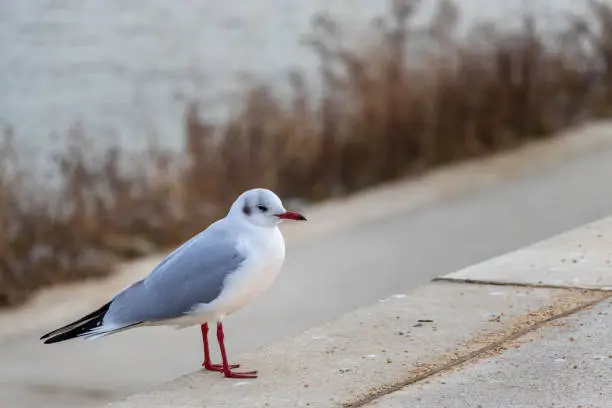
[
  {"left": 107, "top": 216, "right": 612, "bottom": 408},
  {"left": 369, "top": 299, "right": 612, "bottom": 408},
  {"left": 2, "top": 122, "right": 612, "bottom": 408},
  {"left": 368, "top": 219, "right": 612, "bottom": 408}
]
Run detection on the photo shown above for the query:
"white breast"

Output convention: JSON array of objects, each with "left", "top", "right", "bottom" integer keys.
[{"left": 196, "top": 226, "right": 286, "bottom": 322}]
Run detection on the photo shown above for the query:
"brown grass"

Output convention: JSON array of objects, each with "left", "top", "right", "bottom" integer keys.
[{"left": 1, "top": 0, "right": 612, "bottom": 308}]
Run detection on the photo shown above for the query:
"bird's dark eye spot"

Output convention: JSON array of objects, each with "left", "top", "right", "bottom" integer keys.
[{"left": 256, "top": 205, "right": 268, "bottom": 212}]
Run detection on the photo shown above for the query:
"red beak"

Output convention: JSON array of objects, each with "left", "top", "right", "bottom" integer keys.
[{"left": 275, "top": 211, "right": 307, "bottom": 221}]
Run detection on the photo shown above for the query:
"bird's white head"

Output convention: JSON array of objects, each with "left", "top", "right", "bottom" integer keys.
[{"left": 228, "top": 188, "right": 307, "bottom": 228}]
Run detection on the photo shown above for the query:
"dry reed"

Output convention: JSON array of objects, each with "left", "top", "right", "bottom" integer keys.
[{"left": 1, "top": 0, "right": 611, "bottom": 307}]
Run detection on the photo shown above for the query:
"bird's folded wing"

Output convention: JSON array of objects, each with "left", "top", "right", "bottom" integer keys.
[{"left": 105, "top": 224, "right": 247, "bottom": 326}]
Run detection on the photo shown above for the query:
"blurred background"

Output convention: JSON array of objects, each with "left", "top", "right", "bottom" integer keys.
[{"left": 2, "top": 0, "right": 612, "bottom": 407}]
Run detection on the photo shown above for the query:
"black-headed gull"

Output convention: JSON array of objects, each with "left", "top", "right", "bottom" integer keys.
[{"left": 40, "top": 188, "right": 306, "bottom": 379}]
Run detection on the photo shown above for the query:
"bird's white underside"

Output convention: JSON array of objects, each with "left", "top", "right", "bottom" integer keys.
[{"left": 173, "top": 225, "right": 286, "bottom": 327}]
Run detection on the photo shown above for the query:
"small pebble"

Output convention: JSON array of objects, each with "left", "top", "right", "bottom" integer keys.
[{"left": 233, "top": 381, "right": 251, "bottom": 387}]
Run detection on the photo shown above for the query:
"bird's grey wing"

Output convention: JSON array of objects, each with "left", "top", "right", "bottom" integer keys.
[{"left": 105, "top": 223, "right": 246, "bottom": 326}]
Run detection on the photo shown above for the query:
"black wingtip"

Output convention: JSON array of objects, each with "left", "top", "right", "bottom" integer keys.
[
  {"left": 39, "top": 302, "right": 111, "bottom": 344},
  {"left": 40, "top": 329, "right": 57, "bottom": 340},
  {"left": 40, "top": 330, "right": 56, "bottom": 341},
  {"left": 41, "top": 330, "right": 78, "bottom": 344}
]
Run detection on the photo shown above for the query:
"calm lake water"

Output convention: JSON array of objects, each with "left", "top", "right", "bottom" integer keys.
[{"left": 0, "top": 0, "right": 591, "bottom": 162}]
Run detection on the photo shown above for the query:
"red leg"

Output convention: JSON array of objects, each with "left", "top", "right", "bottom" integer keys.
[
  {"left": 201, "top": 323, "right": 238, "bottom": 372},
  {"left": 216, "top": 321, "right": 258, "bottom": 378}
]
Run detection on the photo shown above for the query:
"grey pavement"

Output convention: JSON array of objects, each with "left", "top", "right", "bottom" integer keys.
[
  {"left": 3, "top": 133, "right": 612, "bottom": 407},
  {"left": 368, "top": 298, "right": 612, "bottom": 408},
  {"left": 107, "top": 215, "right": 612, "bottom": 408},
  {"left": 442, "top": 216, "right": 612, "bottom": 290},
  {"left": 109, "top": 283, "right": 606, "bottom": 408}
]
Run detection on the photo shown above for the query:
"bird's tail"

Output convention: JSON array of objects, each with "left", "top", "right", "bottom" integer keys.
[{"left": 40, "top": 302, "right": 113, "bottom": 344}]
